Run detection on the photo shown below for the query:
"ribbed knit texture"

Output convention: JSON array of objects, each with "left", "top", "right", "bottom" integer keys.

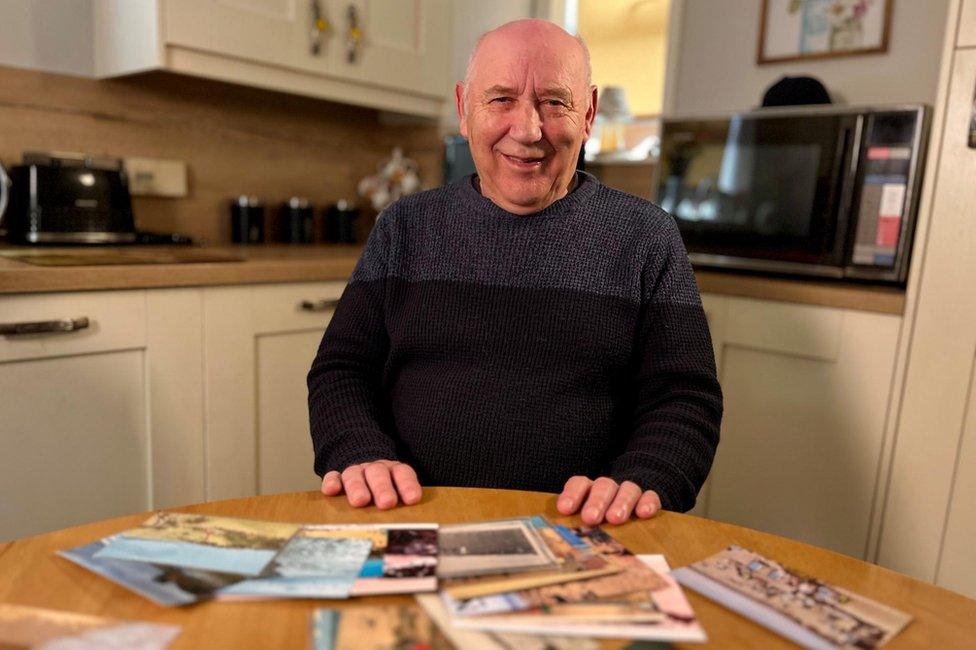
[{"left": 307, "top": 171, "right": 722, "bottom": 512}]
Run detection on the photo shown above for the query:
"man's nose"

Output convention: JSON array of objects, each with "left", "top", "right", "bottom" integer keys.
[{"left": 508, "top": 101, "right": 543, "bottom": 143}]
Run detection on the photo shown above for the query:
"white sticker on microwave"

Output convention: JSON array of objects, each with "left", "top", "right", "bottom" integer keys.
[{"left": 879, "top": 183, "right": 906, "bottom": 218}]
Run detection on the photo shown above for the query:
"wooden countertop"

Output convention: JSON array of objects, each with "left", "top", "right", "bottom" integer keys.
[
  {"left": 1, "top": 487, "right": 974, "bottom": 649},
  {"left": 0, "top": 245, "right": 905, "bottom": 315},
  {"left": 695, "top": 270, "right": 906, "bottom": 315},
  {"left": 0, "top": 245, "right": 363, "bottom": 294}
]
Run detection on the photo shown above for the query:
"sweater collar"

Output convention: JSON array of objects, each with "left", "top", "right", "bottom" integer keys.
[{"left": 456, "top": 170, "right": 600, "bottom": 220}]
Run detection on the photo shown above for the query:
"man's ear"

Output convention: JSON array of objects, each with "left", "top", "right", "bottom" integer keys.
[
  {"left": 583, "top": 84, "right": 598, "bottom": 139},
  {"left": 455, "top": 81, "right": 469, "bottom": 137}
]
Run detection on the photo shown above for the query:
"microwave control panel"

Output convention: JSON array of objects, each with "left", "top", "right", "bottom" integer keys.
[{"left": 850, "top": 112, "right": 919, "bottom": 269}]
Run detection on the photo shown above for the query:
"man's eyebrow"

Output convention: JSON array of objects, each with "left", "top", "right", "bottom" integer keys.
[
  {"left": 481, "top": 85, "right": 574, "bottom": 102},
  {"left": 483, "top": 85, "right": 518, "bottom": 97},
  {"left": 539, "top": 88, "right": 573, "bottom": 102}
]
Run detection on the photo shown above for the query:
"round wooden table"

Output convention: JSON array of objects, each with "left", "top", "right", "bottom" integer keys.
[{"left": 1, "top": 487, "right": 973, "bottom": 648}]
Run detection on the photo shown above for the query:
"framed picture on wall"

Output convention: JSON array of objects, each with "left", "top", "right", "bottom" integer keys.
[{"left": 758, "top": 0, "right": 893, "bottom": 65}]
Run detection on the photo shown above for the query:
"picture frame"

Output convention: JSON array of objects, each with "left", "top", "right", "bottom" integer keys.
[{"left": 757, "top": 0, "right": 893, "bottom": 65}]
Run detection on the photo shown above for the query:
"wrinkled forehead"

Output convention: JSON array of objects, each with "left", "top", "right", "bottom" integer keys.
[{"left": 469, "top": 36, "right": 588, "bottom": 97}]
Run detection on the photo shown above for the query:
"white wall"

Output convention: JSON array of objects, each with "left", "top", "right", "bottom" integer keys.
[{"left": 668, "top": 0, "right": 949, "bottom": 115}]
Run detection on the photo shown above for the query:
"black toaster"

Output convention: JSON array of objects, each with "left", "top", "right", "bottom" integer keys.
[{"left": 0, "top": 152, "right": 136, "bottom": 244}]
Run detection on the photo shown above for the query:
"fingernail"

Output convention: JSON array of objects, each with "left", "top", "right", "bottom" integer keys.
[
  {"left": 586, "top": 507, "right": 599, "bottom": 519},
  {"left": 559, "top": 498, "right": 572, "bottom": 509},
  {"left": 616, "top": 508, "right": 626, "bottom": 519}
]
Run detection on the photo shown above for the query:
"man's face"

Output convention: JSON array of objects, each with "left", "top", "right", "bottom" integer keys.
[{"left": 456, "top": 26, "right": 597, "bottom": 215}]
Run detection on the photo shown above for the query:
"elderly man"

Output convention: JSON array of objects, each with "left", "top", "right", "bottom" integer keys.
[{"left": 307, "top": 19, "right": 722, "bottom": 525}]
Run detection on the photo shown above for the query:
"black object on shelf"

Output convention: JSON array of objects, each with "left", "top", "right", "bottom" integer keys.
[
  {"left": 231, "top": 195, "right": 264, "bottom": 243},
  {"left": 324, "top": 200, "right": 359, "bottom": 243},
  {"left": 279, "top": 197, "right": 315, "bottom": 243}
]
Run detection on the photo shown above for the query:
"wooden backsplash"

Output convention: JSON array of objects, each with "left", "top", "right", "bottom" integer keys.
[{"left": 0, "top": 64, "right": 444, "bottom": 244}]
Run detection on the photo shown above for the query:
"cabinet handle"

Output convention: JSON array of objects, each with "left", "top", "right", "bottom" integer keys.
[
  {"left": 309, "top": 0, "right": 330, "bottom": 56},
  {"left": 345, "top": 4, "right": 362, "bottom": 63},
  {"left": 0, "top": 316, "right": 90, "bottom": 336},
  {"left": 300, "top": 299, "right": 339, "bottom": 313}
]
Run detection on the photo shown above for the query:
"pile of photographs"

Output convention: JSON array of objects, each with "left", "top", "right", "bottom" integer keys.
[
  {"left": 420, "top": 515, "right": 707, "bottom": 644},
  {"left": 56, "top": 513, "right": 914, "bottom": 649},
  {"left": 59, "top": 512, "right": 439, "bottom": 605}
]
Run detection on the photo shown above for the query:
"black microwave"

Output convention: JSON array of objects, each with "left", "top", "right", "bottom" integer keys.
[{"left": 657, "top": 105, "right": 930, "bottom": 285}]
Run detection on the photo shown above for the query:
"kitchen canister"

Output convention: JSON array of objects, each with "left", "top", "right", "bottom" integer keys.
[
  {"left": 279, "top": 196, "right": 315, "bottom": 243},
  {"left": 231, "top": 195, "right": 265, "bottom": 244},
  {"left": 323, "top": 199, "right": 359, "bottom": 243}
]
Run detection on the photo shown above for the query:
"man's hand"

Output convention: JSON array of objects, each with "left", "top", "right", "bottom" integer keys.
[
  {"left": 321, "top": 460, "right": 422, "bottom": 510},
  {"left": 556, "top": 476, "right": 661, "bottom": 525}
]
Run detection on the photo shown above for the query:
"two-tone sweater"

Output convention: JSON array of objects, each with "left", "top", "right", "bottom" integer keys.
[{"left": 307, "top": 171, "right": 722, "bottom": 512}]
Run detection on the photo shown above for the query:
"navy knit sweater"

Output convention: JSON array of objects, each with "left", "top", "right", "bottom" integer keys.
[{"left": 307, "top": 172, "right": 722, "bottom": 512}]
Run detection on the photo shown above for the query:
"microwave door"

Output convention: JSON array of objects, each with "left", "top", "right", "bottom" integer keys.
[{"left": 663, "top": 113, "right": 858, "bottom": 277}]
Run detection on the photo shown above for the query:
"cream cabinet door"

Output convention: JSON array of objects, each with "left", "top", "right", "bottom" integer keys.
[
  {"left": 164, "top": 0, "right": 325, "bottom": 74},
  {"left": 936, "top": 365, "right": 976, "bottom": 599},
  {"left": 325, "top": 0, "right": 450, "bottom": 97},
  {"left": 0, "top": 291, "right": 150, "bottom": 541},
  {"left": 203, "top": 282, "right": 344, "bottom": 500},
  {"left": 686, "top": 292, "right": 728, "bottom": 518},
  {"left": 704, "top": 298, "right": 901, "bottom": 559}
]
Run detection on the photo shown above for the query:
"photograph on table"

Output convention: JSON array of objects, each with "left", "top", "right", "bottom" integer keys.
[
  {"left": 674, "top": 545, "right": 911, "bottom": 649},
  {"left": 442, "top": 526, "right": 668, "bottom": 617},
  {"left": 426, "top": 555, "right": 707, "bottom": 644},
  {"left": 307, "top": 523, "right": 439, "bottom": 595},
  {"left": 93, "top": 512, "right": 301, "bottom": 576},
  {"left": 437, "top": 518, "right": 556, "bottom": 579},
  {"left": 217, "top": 533, "right": 373, "bottom": 599},
  {"left": 59, "top": 538, "right": 242, "bottom": 607}
]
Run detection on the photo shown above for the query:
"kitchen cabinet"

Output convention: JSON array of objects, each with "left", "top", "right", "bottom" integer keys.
[
  {"left": 164, "top": 0, "right": 449, "bottom": 98},
  {"left": 139, "top": 0, "right": 450, "bottom": 116},
  {"left": 203, "top": 281, "right": 344, "bottom": 500},
  {"left": 0, "top": 291, "right": 151, "bottom": 541},
  {"left": 0, "top": 281, "right": 341, "bottom": 540},
  {"left": 693, "top": 294, "right": 902, "bottom": 560},
  {"left": 0, "top": 0, "right": 451, "bottom": 118},
  {"left": 685, "top": 292, "right": 728, "bottom": 518}
]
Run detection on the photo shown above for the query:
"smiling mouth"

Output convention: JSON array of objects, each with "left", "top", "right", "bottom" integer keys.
[{"left": 501, "top": 153, "right": 545, "bottom": 168}]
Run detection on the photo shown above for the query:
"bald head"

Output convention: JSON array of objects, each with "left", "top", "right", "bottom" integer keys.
[{"left": 463, "top": 19, "right": 592, "bottom": 103}]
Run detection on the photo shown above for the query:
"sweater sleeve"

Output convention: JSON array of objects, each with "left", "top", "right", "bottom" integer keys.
[
  {"left": 307, "top": 211, "right": 400, "bottom": 477},
  {"left": 609, "top": 216, "right": 723, "bottom": 512}
]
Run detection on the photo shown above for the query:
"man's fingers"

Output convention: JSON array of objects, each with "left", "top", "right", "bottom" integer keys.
[
  {"left": 636, "top": 490, "right": 662, "bottom": 519},
  {"left": 341, "top": 465, "right": 372, "bottom": 507},
  {"left": 605, "top": 481, "right": 642, "bottom": 525},
  {"left": 321, "top": 471, "right": 343, "bottom": 496},
  {"left": 390, "top": 462, "right": 422, "bottom": 505},
  {"left": 363, "top": 463, "right": 399, "bottom": 510},
  {"left": 581, "top": 477, "right": 619, "bottom": 525},
  {"left": 557, "top": 476, "right": 592, "bottom": 515}
]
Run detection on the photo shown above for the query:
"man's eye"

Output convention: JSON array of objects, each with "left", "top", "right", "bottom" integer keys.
[
  {"left": 490, "top": 97, "right": 513, "bottom": 104},
  {"left": 544, "top": 100, "right": 567, "bottom": 107}
]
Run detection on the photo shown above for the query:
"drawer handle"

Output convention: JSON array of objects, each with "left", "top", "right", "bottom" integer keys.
[
  {"left": 300, "top": 299, "right": 339, "bottom": 313},
  {"left": 0, "top": 316, "right": 90, "bottom": 336}
]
